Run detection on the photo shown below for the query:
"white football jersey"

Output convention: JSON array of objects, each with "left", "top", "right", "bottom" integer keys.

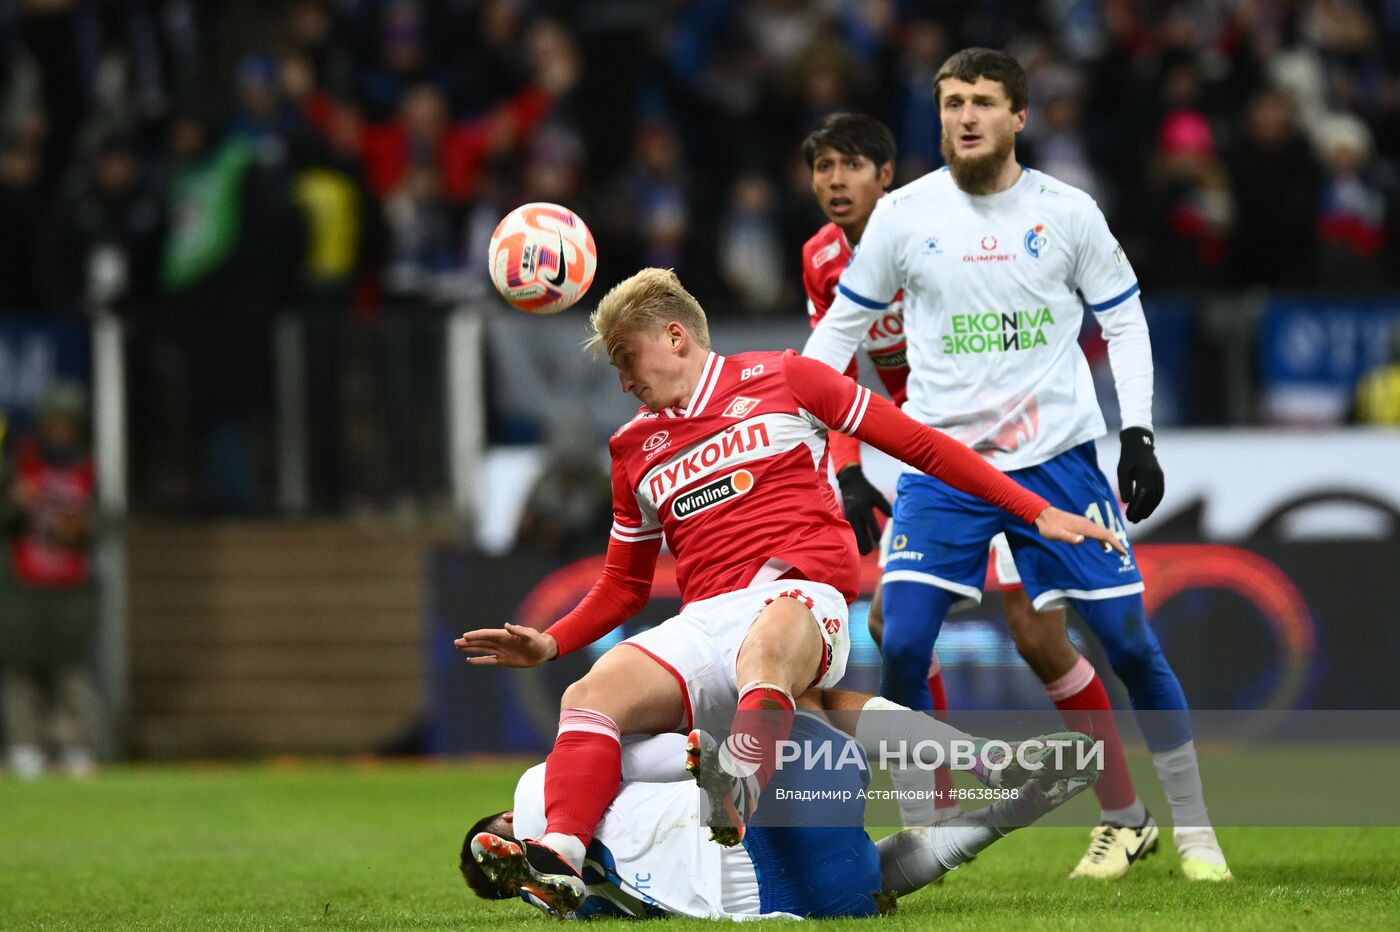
[
  {"left": 512, "top": 761, "right": 762, "bottom": 919},
  {"left": 810, "top": 166, "right": 1141, "bottom": 471}
]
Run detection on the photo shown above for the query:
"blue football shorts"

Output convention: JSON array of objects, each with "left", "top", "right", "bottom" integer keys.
[{"left": 882, "top": 441, "right": 1144, "bottom": 612}]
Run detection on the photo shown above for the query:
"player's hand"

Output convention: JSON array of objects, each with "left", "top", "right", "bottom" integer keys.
[
  {"left": 1117, "top": 427, "right": 1165, "bottom": 522},
  {"left": 1033, "top": 506, "right": 1127, "bottom": 555},
  {"left": 455, "top": 623, "right": 558, "bottom": 667},
  {"left": 836, "top": 465, "right": 891, "bottom": 555}
]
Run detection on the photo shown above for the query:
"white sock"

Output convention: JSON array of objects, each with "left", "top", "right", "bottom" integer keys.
[
  {"left": 886, "top": 761, "right": 938, "bottom": 827},
  {"left": 876, "top": 768, "right": 1095, "bottom": 896},
  {"left": 1101, "top": 797, "right": 1148, "bottom": 827},
  {"left": 855, "top": 696, "right": 978, "bottom": 828},
  {"left": 1151, "top": 739, "right": 1212, "bottom": 833},
  {"left": 875, "top": 818, "right": 1002, "bottom": 896},
  {"left": 536, "top": 831, "right": 586, "bottom": 872}
]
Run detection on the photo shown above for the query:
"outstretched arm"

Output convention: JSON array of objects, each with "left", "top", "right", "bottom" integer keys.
[
  {"left": 784, "top": 352, "right": 1124, "bottom": 553},
  {"left": 862, "top": 390, "right": 1119, "bottom": 551},
  {"left": 455, "top": 530, "right": 661, "bottom": 666}
]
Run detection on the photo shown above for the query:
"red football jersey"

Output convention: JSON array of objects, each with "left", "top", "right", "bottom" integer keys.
[
  {"left": 546, "top": 350, "right": 1050, "bottom": 658},
  {"left": 801, "top": 222, "right": 909, "bottom": 405},
  {"left": 609, "top": 350, "right": 859, "bottom": 610}
]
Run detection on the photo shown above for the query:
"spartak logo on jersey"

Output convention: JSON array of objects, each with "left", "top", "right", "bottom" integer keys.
[
  {"left": 721, "top": 396, "right": 761, "bottom": 418},
  {"left": 672, "top": 469, "right": 754, "bottom": 519}
]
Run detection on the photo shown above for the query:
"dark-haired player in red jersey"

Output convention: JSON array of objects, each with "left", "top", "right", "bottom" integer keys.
[
  {"left": 800, "top": 112, "right": 967, "bottom": 822},
  {"left": 456, "top": 267, "right": 1123, "bottom": 913},
  {"left": 800, "top": 112, "right": 1151, "bottom": 877}
]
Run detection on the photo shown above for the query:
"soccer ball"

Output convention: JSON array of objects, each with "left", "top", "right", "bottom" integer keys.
[{"left": 487, "top": 202, "right": 597, "bottom": 314}]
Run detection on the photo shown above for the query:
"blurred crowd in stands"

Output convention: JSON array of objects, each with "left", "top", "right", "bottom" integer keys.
[{"left": 0, "top": 0, "right": 1397, "bottom": 325}]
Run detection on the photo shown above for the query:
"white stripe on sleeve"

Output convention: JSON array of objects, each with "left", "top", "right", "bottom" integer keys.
[
  {"left": 837, "top": 386, "right": 872, "bottom": 434},
  {"left": 611, "top": 522, "right": 662, "bottom": 543}
]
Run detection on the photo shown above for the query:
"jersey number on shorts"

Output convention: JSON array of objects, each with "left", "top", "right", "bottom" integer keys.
[{"left": 1083, "top": 500, "right": 1127, "bottom": 541}]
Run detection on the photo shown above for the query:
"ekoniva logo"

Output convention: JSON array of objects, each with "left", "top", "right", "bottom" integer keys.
[
  {"left": 1025, "top": 224, "right": 1050, "bottom": 258},
  {"left": 672, "top": 469, "right": 754, "bottom": 519}
]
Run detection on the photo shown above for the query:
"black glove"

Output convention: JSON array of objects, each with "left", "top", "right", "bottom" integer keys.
[
  {"left": 1117, "top": 427, "right": 1164, "bottom": 522},
  {"left": 837, "top": 466, "right": 891, "bottom": 555}
]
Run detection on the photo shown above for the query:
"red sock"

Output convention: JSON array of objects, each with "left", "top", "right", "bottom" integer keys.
[
  {"left": 543, "top": 708, "right": 622, "bottom": 847},
  {"left": 1046, "top": 656, "right": 1137, "bottom": 811},
  {"left": 727, "top": 682, "right": 796, "bottom": 796},
  {"left": 928, "top": 652, "right": 958, "bottom": 811}
]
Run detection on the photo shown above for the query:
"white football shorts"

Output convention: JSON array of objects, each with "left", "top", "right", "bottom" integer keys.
[{"left": 621, "top": 578, "right": 850, "bottom": 734}]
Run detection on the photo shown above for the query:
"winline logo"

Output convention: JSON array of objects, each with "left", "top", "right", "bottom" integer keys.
[{"left": 672, "top": 469, "right": 754, "bottom": 519}]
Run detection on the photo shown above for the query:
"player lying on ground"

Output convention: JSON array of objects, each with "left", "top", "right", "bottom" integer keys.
[
  {"left": 803, "top": 48, "right": 1231, "bottom": 880},
  {"left": 456, "top": 268, "right": 1122, "bottom": 913},
  {"left": 801, "top": 112, "right": 1152, "bottom": 876},
  {"left": 462, "top": 687, "right": 1100, "bottom": 919}
]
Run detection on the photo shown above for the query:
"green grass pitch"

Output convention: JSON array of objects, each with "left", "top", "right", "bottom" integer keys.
[{"left": 2, "top": 759, "right": 1397, "bottom": 930}]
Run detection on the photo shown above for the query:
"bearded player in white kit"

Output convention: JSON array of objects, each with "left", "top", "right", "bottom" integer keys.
[
  {"left": 800, "top": 112, "right": 1154, "bottom": 869},
  {"left": 803, "top": 48, "right": 1231, "bottom": 881}
]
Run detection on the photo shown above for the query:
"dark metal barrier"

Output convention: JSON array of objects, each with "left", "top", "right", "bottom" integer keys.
[{"left": 122, "top": 305, "right": 452, "bottom": 515}]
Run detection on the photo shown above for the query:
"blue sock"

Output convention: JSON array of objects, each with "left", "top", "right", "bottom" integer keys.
[
  {"left": 878, "top": 582, "right": 956, "bottom": 711},
  {"left": 1070, "top": 594, "right": 1192, "bottom": 751}
]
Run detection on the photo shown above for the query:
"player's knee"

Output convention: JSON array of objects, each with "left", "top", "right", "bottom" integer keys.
[
  {"left": 1094, "top": 607, "right": 1163, "bottom": 682},
  {"left": 1008, "top": 614, "right": 1051, "bottom": 659},
  {"left": 1111, "top": 634, "right": 1187, "bottom": 721},
  {"left": 1012, "top": 637, "right": 1061, "bottom": 679},
  {"left": 880, "top": 626, "right": 933, "bottom": 681},
  {"left": 750, "top": 598, "right": 819, "bottom": 653},
  {"left": 867, "top": 614, "right": 884, "bottom": 649},
  {"left": 560, "top": 676, "right": 597, "bottom": 712},
  {"left": 866, "top": 600, "right": 884, "bottom": 648},
  {"left": 879, "top": 583, "right": 949, "bottom": 673},
  {"left": 738, "top": 597, "right": 824, "bottom": 688},
  {"left": 1003, "top": 598, "right": 1057, "bottom": 658}
]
